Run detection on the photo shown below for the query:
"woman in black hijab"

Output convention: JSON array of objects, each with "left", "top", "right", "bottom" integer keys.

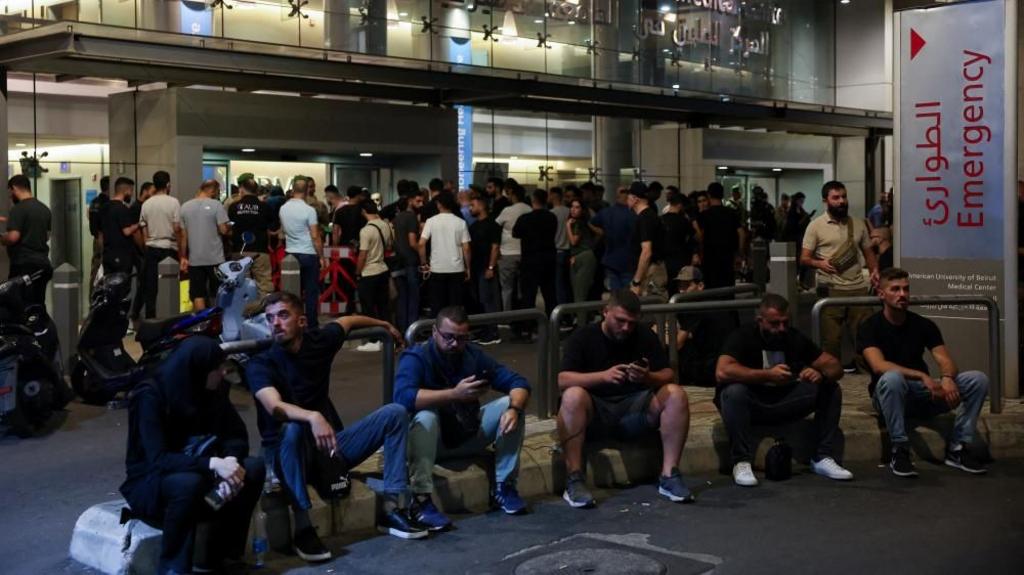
[{"left": 121, "top": 336, "right": 264, "bottom": 574}]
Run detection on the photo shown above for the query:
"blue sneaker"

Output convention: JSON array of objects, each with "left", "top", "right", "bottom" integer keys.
[
  {"left": 492, "top": 482, "right": 527, "bottom": 515},
  {"left": 409, "top": 495, "right": 451, "bottom": 531},
  {"left": 657, "top": 468, "right": 695, "bottom": 503}
]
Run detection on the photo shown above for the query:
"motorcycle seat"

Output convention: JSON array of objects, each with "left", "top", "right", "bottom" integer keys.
[{"left": 135, "top": 315, "right": 190, "bottom": 349}]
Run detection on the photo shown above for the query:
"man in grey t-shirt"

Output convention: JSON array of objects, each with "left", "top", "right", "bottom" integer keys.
[
  {"left": 549, "top": 187, "right": 571, "bottom": 306},
  {"left": 179, "top": 180, "right": 229, "bottom": 310}
]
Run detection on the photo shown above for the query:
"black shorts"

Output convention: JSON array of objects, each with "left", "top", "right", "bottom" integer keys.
[
  {"left": 188, "top": 265, "right": 221, "bottom": 301},
  {"left": 588, "top": 390, "right": 657, "bottom": 440}
]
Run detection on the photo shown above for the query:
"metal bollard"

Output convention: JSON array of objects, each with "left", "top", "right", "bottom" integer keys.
[
  {"left": 157, "top": 257, "right": 180, "bottom": 318},
  {"left": 751, "top": 238, "right": 769, "bottom": 292},
  {"left": 280, "top": 255, "right": 301, "bottom": 296},
  {"left": 769, "top": 242, "right": 800, "bottom": 312},
  {"left": 52, "top": 263, "right": 80, "bottom": 368}
]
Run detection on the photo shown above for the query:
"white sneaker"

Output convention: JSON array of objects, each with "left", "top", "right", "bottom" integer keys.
[
  {"left": 356, "top": 341, "right": 382, "bottom": 352},
  {"left": 811, "top": 457, "right": 854, "bottom": 481},
  {"left": 732, "top": 462, "right": 758, "bottom": 487}
]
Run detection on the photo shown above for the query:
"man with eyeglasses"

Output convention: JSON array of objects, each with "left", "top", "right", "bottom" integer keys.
[
  {"left": 715, "top": 293, "right": 851, "bottom": 487},
  {"left": 393, "top": 306, "right": 531, "bottom": 531},
  {"left": 246, "top": 291, "right": 427, "bottom": 562}
]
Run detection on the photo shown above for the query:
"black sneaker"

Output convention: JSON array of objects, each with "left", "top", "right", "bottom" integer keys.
[
  {"left": 890, "top": 445, "right": 918, "bottom": 478},
  {"left": 377, "top": 509, "right": 429, "bottom": 540},
  {"left": 562, "top": 471, "right": 595, "bottom": 509},
  {"left": 842, "top": 362, "right": 858, "bottom": 374},
  {"left": 293, "top": 526, "right": 332, "bottom": 562},
  {"left": 944, "top": 445, "right": 988, "bottom": 475}
]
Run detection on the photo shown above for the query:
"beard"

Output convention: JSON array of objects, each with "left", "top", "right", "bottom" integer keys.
[
  {"left": 827, "top": 204, "right": 848, "bottom": 220},
  {"left": 10, "top": 193, "right": 19, "bottom": 204},
  {"left": 759, "top": 328, "right": 787, "bottom": 350}
]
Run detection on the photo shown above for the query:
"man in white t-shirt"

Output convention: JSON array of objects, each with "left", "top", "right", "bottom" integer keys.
[
  {"left": 417, "top": 192, "right": 470, "bottom": 316},
  {"left": 139, "top": 171, "right": 181, "bottom": 318},
  {"left": 355, "top": 200, "right": 393, "bottom": 352},
  {"left": 494, "top": 185, "right": 531, "bottom": 313},
  {"left": 279, "top": 178, "right": 327, "bottom": 326}
]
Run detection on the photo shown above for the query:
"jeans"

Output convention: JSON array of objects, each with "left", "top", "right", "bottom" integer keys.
[
  {"left": 872, "top": 370, "right": 989, "bottom": 445},
  {"left": 715, "top": 381, "right": 842, "bottom": 465},
  {"left": 291, "top": 252, "right": 321, "bottom": 327},
  {"left": 605, "top": 267, "right": 632, "bottom": 291},
  {"left": 272, "top": 404, "right": 410, "bottom": 510},
  {"left": 471, "top": 271, "right": 500, "bottom": 340},
  {"left": 555, "top": 249, "right": 571, "bottom": 306},
  {"left": 8, "top": 261, "right": 52, "bottom": 307},
  {"left": 396, "top": 265, "right": 421, "bottom": 332},
  {"left": 429, "top": 272, "right": 465, "bottom": 317},
  {"left": 408, "top": 396, "right": 524, "bottom": 494},
  {"left": 143, "top": 457, "right": 264, "bottom": 575},
  {"left": 143, "top": 247, "right": 177, "bottom": 318},
  {"left": 497, "top": 255, "right": 521, "bottom": 312}
]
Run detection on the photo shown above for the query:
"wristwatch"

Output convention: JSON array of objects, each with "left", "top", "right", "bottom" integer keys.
[
  {"left": 630, "top": 279, "right": 641, "bottom": 287},
  {"left": 487, "top": 266, "right": 495, "bottom": 271}
]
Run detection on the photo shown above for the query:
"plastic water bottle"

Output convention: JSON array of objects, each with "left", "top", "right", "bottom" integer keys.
[{"left": 252, "top": 509, "right": 268, "bottom": 569}]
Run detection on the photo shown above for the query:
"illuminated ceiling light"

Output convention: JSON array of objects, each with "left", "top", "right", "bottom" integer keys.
[
  {"left": 659, "top": 5, "right": 671, "bottom": 12},
  {"left": 15, "top": 143, "right": 26, "bottom": 147},
  {"left": 360, "top": 152, "right": 374, "bottom": 157},
  {"left": 534, "top": 19, "right": 544, "bottom": 24},
  {"left": 717, "top": 166, "right": 729, "bottom": 170},
  {"left": 720, "top": 95, "right": 731, "bottom": 102},
  {"left": 671, "top": 84, "right": 680, "bottom": 89},
  {"left": 568, "top": 20, "right": 576, "bottom": 25},
  {"left": 840, "top": 0, "right": 850, "bottom": 4},
  {"left": 241, "top": 148, "right": 256, "bottom": 152},
  {"left": 772, "top": 168, "right": 783, "bottom": 172},
  {"left": 502, "top": 10, "right": 519, "bottom": 38},
  {"left": 510, "top": 156, "right": 519, "bottom": 160},
  {"left": 399, "top": 11, "right": 408, "bottom": 17}
]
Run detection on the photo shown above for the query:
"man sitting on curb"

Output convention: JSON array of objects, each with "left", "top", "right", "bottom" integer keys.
[
  {"left": 394, "top": 306, "right": 531, "bottom": 531},
  {"left": 246, "top": 292, "right": 426, "bottom": 563},
  {"left": 715, "top": 293, "right": 852, "bottom": 486},
  {"left": 857, "top": 267, "right": 990, "bottom": 477},
  {"left": 557, "top": 289, "right": 693, "bottom": 508}
]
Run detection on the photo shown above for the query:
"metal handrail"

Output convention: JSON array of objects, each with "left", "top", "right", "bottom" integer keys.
[
  {"left": 404, "top": 309, "right": 549, "bottom": 418},
  {"left": 346, "top": 327, "right": 396, "bottom": 407},
  {"left": 668, "top": 283, "right": 762, "bottom": 304},
  {"left": 810, "top": 296, "right": 1002, "bottom": 414}
]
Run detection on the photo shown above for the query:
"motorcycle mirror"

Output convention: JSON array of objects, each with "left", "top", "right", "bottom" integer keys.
[{"left": 241, "top": 231, "right": 256, "bottom": 244}]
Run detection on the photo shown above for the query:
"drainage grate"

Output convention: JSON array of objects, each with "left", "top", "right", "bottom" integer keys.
[{"left": 501, "top": 534, "right": 719, "bottom": 575}]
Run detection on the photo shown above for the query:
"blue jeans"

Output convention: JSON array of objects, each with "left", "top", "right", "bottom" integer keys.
[
  {"left": 408, "top": 396, "right": 524, "bottom": 494},
  {"left": 472, "top": 272, "right": 500, "bottom": 340},
  {"left": 872, "top": 370, "right": 989, "bottom": 446},
  {"left": 272, "top": 404, "right": 410, "bottom": 509},
  {"left": 606, "top": 267, "right": 633, "bottom": 291},
  {"left": 292, "top": 253, "right": 321, "bottom": 327},
  {"left": 396, "top": 265, "right": 420, "bottom": 333}
]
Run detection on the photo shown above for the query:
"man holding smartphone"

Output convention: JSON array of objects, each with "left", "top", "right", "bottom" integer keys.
[
  {"left": 715, "top": 294, "right": 851, "bottom": 487},
  {"left": 394, "top": 306, "right": 532, "bottom": 531},
  {"left": 557, "top": 289, "right": 693, "bottom": 508}
]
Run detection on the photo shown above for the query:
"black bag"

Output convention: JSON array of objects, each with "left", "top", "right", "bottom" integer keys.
[
  {"left": 309, "top": 449, "right": 352, "bottom": 501},
  {"left": 183, "top": 434, "right": 220, "bottom": 458},
  {"left": 438, "top": 400, "right": 482, "bottom": 449},
  {"left": 370, "top": 221, "right": 404, "bottom": 276},
  {"left": 764, "top": 438, "right": 792, "bottom": 481}
]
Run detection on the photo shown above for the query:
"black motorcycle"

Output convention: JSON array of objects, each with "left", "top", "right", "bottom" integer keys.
[
  {"left": 70, "top": 271, "right": 215, "bottom": 404},
  {"left": 0, "top": 271, "right": 72, "bottom": 437}
]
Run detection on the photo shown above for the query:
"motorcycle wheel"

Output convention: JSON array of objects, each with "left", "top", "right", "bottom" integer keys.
[
  {"left": 5, "top": 374, "right": 55, "bottom": 438},
  {"left": 71, "top": 362, "right": 115, "bottom": 405}
]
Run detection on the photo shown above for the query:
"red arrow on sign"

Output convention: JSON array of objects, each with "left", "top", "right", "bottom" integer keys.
[{"left": 910, "top": 28, "right": 926, "bottom": 60}]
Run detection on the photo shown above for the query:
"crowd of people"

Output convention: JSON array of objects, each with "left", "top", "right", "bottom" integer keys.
[{"left": 1, "top": 173, "right": 978, "bottom": 575}]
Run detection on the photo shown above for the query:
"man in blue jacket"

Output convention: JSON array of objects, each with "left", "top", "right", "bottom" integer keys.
[{"left": 394, "top": 305, "right": 531, "bottom": 531}]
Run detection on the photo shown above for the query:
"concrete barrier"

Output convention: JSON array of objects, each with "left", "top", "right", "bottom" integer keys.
[{"left": 69, "top": 501, "right": 160, "bottom": 575}]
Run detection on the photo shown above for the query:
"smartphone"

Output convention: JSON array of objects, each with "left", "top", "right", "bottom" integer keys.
[
  {"left": 632, "top": 357, "right": 650, "bottom": 370},
  {"left": 476, "top": 369, "right": 493, "bottom": 386}
]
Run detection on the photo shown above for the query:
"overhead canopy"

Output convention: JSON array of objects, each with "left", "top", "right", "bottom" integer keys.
[{"left": 0, "top": 22, "right": 893, "bottom": 138}]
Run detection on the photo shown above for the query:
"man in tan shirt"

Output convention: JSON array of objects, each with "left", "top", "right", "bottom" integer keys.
[{"left": 800, "top": 180, "right": 879, "bottom": 366}]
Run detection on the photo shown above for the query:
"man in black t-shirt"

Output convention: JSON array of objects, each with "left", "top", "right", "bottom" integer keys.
[
  {"left": 697, "top": 182, "right": 744, "bottom": 289},
  {"left": 3, "top": 175, "right": 52, "bottom": 306},
  {"left": 857, "top": 268, "right": 990, "bottom": 478},
  {"left": 513, "top": 189, "right": 558, "bottom": 321},
  {"left": 87, "top": 175, "right": 110, "bottom": 293},
  {"left": 245, "top": 292, "right": 425, "bottom": 559},
  {"left": 101, "top": 177, "right": 141, "bottom": 275},
  {"left": 558, "top": 289, "right": 693, "bottom": 508},
  {"left": 331, "top": 186, "right": 367, "bottom": 247},
  {"left": 716, "top": 294, "right": 849, "bottom": 487},
  {"left": 228, "top": 176, "right": 276, "bottom": 296},
  {"left": 626, "top": 181, "right": 668, "bottom": 297},
  {"left": 468, "top": 195, "right": 501, "bottom": 344}
]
